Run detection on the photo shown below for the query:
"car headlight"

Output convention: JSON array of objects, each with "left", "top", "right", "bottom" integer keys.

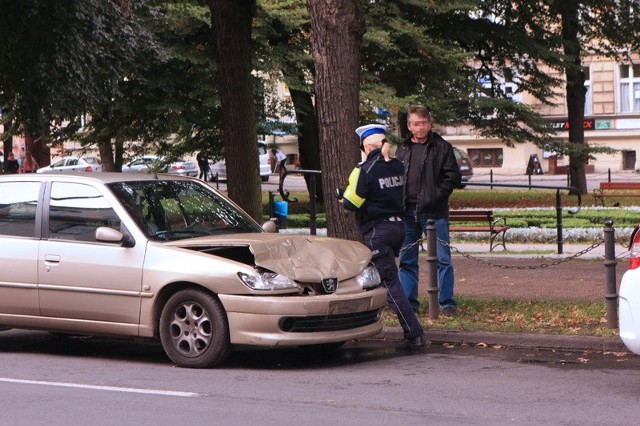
[
  {"left": 357, "top": 265, "right": 381, "bottom": 290},
  {"left": 238, "top": 271, "right": 301, "bottom": 292}
]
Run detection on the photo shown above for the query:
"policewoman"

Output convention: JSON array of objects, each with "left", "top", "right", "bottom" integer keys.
[{"left": 341, "top": 124, "right": 425, "bottom": 350}]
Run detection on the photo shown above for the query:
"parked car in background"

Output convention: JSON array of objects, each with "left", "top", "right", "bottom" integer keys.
[
  {"left": 121, "top": 155, "right": 198, "bottom": 177},
  {"left": 453, "top": 147, "right": 473, "bottom": 188},
  {"left": 208, "top": 142, "right": 271, "bottom": 182},
  {"left": 37, "top": 156, "right": 102, "bottom": 173},
  {"left": 618, "top": 224, "right": 640, "bottom": 355},
  {"left": 0, "top": 173, "right": 386, "bottom": 368}
]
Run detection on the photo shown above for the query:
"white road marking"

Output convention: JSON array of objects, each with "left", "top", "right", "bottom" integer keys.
[{"left": 0, "top": 377, "right": 199, "bottom": 397}]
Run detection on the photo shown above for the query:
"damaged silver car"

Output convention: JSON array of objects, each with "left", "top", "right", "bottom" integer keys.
[{"left": 0, "top": 173, "right": 386, "bottom": 368}]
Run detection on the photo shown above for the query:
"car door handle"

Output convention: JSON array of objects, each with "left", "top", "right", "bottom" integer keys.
[{"left": 44, "top": 254, "right": 61, "bottom": 264}]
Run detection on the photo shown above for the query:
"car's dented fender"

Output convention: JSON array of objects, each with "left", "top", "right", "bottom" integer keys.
[{"left": 141, "top": 242, "right": 257, "bottom": 295}]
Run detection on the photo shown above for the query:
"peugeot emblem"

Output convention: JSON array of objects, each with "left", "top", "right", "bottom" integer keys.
[{"left": 322, "top": 277, "right": 338, "bottom": 293}]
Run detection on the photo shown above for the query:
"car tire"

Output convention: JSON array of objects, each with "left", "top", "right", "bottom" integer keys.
[
  {"left": 261, "top": 175, "right": 269, "bottom": 182},
  {"left": 159, "top": 289, "right": 231, "bottom": 368}
]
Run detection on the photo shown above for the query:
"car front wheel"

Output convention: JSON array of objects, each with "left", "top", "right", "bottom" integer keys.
[{"left": 159, "top": 289, "right": 231, "bottom": 368}]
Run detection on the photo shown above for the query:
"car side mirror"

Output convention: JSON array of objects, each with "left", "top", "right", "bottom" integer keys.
[
  {"left": 96, "top": 227, "right": 135, "bottom": 247},
  {"left": 261, "top": 219, "right": 277, "bottom": 233}
]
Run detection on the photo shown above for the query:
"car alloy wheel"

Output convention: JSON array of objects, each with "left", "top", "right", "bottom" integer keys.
[{"left": 159, "top": 289, "right": 230, "bottom": 368}]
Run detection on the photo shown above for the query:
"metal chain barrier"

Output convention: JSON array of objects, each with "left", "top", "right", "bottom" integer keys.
[
  {"left": 441, "top": 238, "right": 607, "bottom": 269},
  {"left": 399, "top": 237, "right": 424, "bottom": 255},
  {"left": 412, "top": 220, "right": 625, "bottom": 328},
  {"left": 401, "top": 236, "right": 629, "bottom": 265}
]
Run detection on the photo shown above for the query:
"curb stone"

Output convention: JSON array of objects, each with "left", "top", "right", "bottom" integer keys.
[{"left": 376, "top": 326, "right": 630, "bottom": 355}]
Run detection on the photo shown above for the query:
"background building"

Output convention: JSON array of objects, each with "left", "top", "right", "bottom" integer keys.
[{"left": 442, "top": 54, "right": 640, "bottom": 176}]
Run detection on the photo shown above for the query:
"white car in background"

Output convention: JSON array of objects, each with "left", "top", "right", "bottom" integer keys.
[
  {"left": 209, "top": 142, "right": 272, "bottom": 182},
  {"left": 122, "top": 155, "right": 198, "bottom": 177},
  {"left": 619, "top": 224, "right": 640, "bottom": 355},
  {"left": 37, "top": 156, "right": 102, "bottom": 173}
]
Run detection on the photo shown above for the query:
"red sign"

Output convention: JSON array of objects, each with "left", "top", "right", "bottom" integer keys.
[{"left": 551, "top": 119, "right": 596, "bottom": 130}]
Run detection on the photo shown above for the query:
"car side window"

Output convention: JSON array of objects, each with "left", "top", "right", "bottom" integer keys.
[
  {"left": 0, "top": 182, "right": 40, "bottom": 237},
  {"left": 48, "top": 182, "right": 121, "bottom": 242}
]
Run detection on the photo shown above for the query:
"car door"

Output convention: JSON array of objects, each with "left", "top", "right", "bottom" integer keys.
[
  {"left": 0, "top": 180, "right": 42, "bottom": 316},
  {"left": 38, "top": 180, "right": 145, "bottom": 324}
]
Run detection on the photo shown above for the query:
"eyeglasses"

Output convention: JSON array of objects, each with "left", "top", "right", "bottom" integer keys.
[{"left": 409, "top": 120, "right": 430, "bottom": 125}]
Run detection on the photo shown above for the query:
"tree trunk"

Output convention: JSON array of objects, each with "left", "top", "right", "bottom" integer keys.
[
  {"left": 98, "top": 140, "right": 116, "bottom": 172},
  {"left": 24, "top": 134, "right": 48, "bottom": 168},
  {"left": 307, "top": 0, "right": 364, "bottom": 241},
  {"left": 289, "top": 87, "right": 324, "bottom": 202},
  {"left": 209, "top": 0, "right": 262, "bottom": 222},
  {"left": 559, "top": 1, "right": 587, "bottom": 194}
]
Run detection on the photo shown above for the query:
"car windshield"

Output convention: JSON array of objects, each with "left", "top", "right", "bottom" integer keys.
[{"left": 108, "top": 180, "right": 262, "bottom": 241}]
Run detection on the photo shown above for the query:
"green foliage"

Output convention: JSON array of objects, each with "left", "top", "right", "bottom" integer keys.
[
  {"left": 0, "top": 0, "right": 151, "bottom": 139},
  {"left": 77, "top": 1, "right": 225, "bottom": 164}
]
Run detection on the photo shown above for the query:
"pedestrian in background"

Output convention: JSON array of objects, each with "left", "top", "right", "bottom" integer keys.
[
  {"left": 196, "top": 151, "right": 210, "bottom": 181},
  {"left": 3, "top": 152, "right": 20, "bottom": 174},
  {"left": 341, "top": 123, "right": 425, "bottom": 350},
  {"left": 396, "top": 106, "right": 462, "bottom": 317},
  {"left": 271, "top": 148, "right": 287, "bottom": 174},
  {"left": 21, "top": 152, "right": 39, "bottom": 173}
]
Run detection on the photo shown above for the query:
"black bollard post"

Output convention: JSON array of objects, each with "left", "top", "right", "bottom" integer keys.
[
  {"left": 426, "top": 219, "right": 439, "bottom": 320},
  {"left": 268, "top": 191, "right": 275, "bottom": 219},
  {"left": 309, "top": 175, "right": 317, "bottom": 235},
  {"left": 604, "top": 221, "right": 618, "bottom": 328},
  {"left": 555, "top": 189, "right": 564, "bottom": 254}
]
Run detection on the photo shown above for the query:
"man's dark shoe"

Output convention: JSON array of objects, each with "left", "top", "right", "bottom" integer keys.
[
  {"left": 396, "top": 336, "right": 426, "bottom": 350},
  {"left": 441, "top": 306, "right": 457, "bottom": 317}
]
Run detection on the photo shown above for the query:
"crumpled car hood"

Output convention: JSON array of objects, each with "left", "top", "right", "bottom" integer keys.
[{"left": 166, "top": 234, "right": 372, "bottom": 281}]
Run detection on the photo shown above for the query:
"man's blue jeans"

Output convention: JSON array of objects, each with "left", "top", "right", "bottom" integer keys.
[{"left": 399, "top": 212, "right": 456, "bottom": 312}]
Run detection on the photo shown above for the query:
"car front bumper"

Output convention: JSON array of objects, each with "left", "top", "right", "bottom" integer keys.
[{"left": 219, "top": 286, "right": 388, "bottom": 346}]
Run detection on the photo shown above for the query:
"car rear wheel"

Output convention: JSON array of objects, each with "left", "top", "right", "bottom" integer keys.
[{"left": 159, "top": 289, "right": 231, "bottom": 368}]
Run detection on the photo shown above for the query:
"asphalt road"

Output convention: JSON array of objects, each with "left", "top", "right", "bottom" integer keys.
[{"left": 1, "top": 329, "right": 640, "bottom": 425}]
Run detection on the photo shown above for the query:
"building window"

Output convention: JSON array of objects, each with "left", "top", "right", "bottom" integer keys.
[
  {"left": 583, "top": 66, "right": 592, "bottom": 116},
  {"left": 468, "top": 148, "right": 503, "bottom": 167},
  {"left": 622, "top": 150, "right": 636, "bottom": 171},
  {"left": 619, "top": 64, "right": 640, "bottom": 113}
]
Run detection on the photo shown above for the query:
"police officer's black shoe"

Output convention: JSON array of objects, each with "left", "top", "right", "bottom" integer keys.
[{"left": 396, "top": 336, "right": 426, "bottom": 350}]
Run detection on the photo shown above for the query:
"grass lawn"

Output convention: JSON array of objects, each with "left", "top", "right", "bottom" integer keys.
[{"left": 382, "top": 297, "right": 617, "bottom": 337}]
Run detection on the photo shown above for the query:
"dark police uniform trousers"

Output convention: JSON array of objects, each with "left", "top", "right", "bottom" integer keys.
[{"left": 363, "top": 218, "right": 423, "bottom": 339}]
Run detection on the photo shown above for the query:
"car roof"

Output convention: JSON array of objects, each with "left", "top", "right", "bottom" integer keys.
[{"left": 0, "top": 172, "right": 194, "bottom": 185}]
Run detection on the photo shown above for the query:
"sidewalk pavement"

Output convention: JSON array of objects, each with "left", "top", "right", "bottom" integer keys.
[
  {"left": 377, "top": 241, "right": 631, "bottom": 355},
  {"left": 377, "top": 327, "right": 628, "bottom": 354}
]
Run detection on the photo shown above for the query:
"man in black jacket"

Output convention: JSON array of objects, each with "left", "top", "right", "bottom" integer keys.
[
  {"left": 396, "top": 106, "right": 462, "bottom": 316},
  {"left": 342, "top": 124, "right": 424, "bottom": 350}
]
